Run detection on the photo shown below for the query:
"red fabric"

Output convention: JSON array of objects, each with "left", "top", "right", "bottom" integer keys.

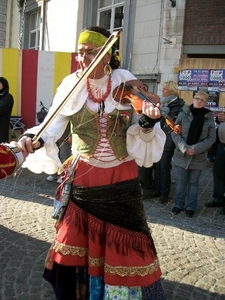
[
  {"left": 0, "top": 144, "right": 17, "bottom": 179},
  {"left": 73, "top": 159, "right": 138, "bottom": 187},
  {"left": 48, "top": 160, "right": 162, "bottom": 286}
]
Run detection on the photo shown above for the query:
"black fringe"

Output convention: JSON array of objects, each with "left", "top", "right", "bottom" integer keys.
[{"left": 70, "top": 179, "right": 157, "bottom": 258}]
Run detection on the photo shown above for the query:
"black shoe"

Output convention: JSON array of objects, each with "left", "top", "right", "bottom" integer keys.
[
  {"left": 220, "top": 207, "right": 225, "bottom": 215},
  {"left": 142, "top": 189, "right": 152, "bottom": 200},
  {"left": 205, "top": 200, "right": 223, "bottom": 208},
  {"left": 172, "top": 207, "right": 181, "bottom": 215},
  {"left": 186, "top": 210, "right": 194, "bottom": 218},
  {"left": 160, "top": 197, "right": 170, "bottom": 203},
  {"left": 160, "top": 197, "right": 168, "bottom": 203},
  {"left": 144, "top": 192, "right": 160, "bottom": 199}
]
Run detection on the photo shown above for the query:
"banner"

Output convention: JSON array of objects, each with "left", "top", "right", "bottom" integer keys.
[{"left": 178, "top": 69, "right": 225, "bottom": 92}]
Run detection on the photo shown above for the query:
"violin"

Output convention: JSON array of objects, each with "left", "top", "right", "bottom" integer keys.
[{"left": 113, "top": 80, "right": 181, "bottom": 134}]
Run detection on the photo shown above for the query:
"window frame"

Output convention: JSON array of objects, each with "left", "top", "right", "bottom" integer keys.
[
  {"left": 92, "top": 0, "right": 136, "bottom": 69},
  {"left": 97, "top": 1, "right": 125, "bottom": 32},
  {"left": 28, "top": 10, "right": 41, "bottom": 50},
  {"left": 22, "top": 0, "right": 44, "bottom": 50}
]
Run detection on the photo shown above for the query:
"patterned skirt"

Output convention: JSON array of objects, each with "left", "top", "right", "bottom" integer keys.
[{"left": 43, "top": 159, "right": 166, "bottom": 300}]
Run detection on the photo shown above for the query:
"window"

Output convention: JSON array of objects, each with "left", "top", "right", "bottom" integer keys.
[
  {"left": 97, "top": 0, "right": 124, "bottom": 58},
  {"left": 98, "top": 0, "right": 124, "bottom": 31},
  {"left": 28, "top": 10, "right": 41, "bottom": 50}
]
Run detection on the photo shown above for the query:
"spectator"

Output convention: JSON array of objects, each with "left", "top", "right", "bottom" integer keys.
[
  {"left": 171, "top": 90, "right": 216, "bottom": 218},
  {"left": 138, "top": 165, "right": 153, "bottom": 199},
  {"left": 138, "top": 84, "right": 156, "bottom": 200},
  {"left": 205, "top": 111, "right": 225, "bottom": 214},
  {"left": 151, "top": 81, "right": 184, "bottom": 202},
  {"left": 0, "top": 77, "right": 14, "bottom": 143}
]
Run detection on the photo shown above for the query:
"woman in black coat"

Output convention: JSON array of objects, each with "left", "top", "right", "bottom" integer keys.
[
  {"left": 152, "top": 81, "right": 185, "bottom": 202},
  {"left": 0, "top": 77, "right": 14, "bottom": 143}
]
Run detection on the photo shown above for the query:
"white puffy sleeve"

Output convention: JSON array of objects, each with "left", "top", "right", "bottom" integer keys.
[
  {"left": 126, "top": 122, "right": 166, "bottom": 168},
  {"left": 21, "top": 72, "right": 86, "bottom": 174}
]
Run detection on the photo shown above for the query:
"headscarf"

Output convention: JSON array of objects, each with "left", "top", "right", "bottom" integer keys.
[{"left": 78, "top": 30, "right": 112, "bottom": 55}]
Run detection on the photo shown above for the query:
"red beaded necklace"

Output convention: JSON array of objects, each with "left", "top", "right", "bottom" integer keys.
[{"left": 86, "top": 75, "right": 111, "bottom": 103}]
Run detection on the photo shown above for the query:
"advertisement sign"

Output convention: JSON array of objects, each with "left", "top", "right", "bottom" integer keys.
[
  {"left": 208, "top": 70, "right": 225, "bottom": 92},
  {"left": 178, "top": 69, "right": 209, "bottom": 91},
  {"left": 178, "top": 69, "right": 225, "bottom": 92}
]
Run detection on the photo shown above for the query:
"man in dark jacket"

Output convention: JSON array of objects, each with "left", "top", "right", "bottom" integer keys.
[
  {"left": 0, "top": 77, "right": 14, "bottom": 143},
  {"left": 205, "top": 111, "right": 225, "bottom": 214}
]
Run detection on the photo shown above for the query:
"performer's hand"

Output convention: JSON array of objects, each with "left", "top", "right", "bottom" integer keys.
[
  {"left": 142, "top": 100, "right": 161, "bottom": 119},
  {"left": 14, "top": 136, "right": 41, "bottom": 159}
]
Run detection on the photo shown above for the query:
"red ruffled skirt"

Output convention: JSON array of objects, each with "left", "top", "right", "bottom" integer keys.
[{"left": 45, "top": 159, "right": 162, "bottom": 287}]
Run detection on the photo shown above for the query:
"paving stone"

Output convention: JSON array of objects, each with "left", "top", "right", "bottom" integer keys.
[{"left": 0, "top": 166, "right": 225, "bottom": 300}]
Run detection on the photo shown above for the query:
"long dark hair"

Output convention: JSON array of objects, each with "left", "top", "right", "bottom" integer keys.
[
  {"left": 0, "top": 77, "right": 9, "bottom": 92},
  {"left": 85, "top": 26, "right": 121, "bottom": 70}
]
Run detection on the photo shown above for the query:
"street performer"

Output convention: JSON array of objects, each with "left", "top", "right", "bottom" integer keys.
[{"left": 3, "top": 26, "right": 166, "bottom": 299}]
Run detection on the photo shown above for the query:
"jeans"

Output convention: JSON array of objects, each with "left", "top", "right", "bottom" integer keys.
[
  {"left": 153, "top": 150, "right": 174, "bottom": 198},
  {"left": 213, "top": 142, "right": 225, "bottom": 204},
  {"left": 174, "top": 166, "right": 202, "bottom": 211}
]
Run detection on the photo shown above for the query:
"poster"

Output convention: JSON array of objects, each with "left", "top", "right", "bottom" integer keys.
[
  {"left": 178, "top": 69, "right": 209, "bottom": 91},
  {"left": 208, "top": 70, "right": 225, "bottom": 92},
  {"left": 178, "top": 69, "right": 225, "bottom": 92}
]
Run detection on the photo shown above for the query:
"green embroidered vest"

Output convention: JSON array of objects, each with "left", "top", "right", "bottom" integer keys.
[{"left": 70, "top": 105, "right": 133, "bottom": 160}]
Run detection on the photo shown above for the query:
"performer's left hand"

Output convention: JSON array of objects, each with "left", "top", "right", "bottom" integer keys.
[{"left": 142, "top": 100, "right": 161, "bottom": 119}]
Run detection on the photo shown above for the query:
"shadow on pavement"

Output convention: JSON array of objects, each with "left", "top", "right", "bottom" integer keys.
[{"left": 0, "top": 225, "right": 55, "bottom": 300}]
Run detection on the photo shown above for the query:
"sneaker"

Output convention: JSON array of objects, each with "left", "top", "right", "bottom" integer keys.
[
  {"left": 46, "top": 175, "right": 57, "bottom": 182},
  {"left": 57, "top": 177, "right": 63, "bottom": 184}
]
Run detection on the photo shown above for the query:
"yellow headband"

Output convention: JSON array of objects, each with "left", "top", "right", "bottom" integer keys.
[{"left": 78, "top": 30, "right": 112, "bottom": 55}]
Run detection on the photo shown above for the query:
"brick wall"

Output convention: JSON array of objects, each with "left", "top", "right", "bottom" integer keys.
[{"left": 183, "top": 0, "right": 225, "bottom": 45}]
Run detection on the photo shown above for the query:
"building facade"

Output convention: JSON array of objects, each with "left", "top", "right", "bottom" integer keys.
[{"left": 0, "top": 0, "right": 225, "bottom": 126}]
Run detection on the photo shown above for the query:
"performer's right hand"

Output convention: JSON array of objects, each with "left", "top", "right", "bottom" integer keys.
[{"left": 16, "top": 136, "right": 41, "bottom": 158}]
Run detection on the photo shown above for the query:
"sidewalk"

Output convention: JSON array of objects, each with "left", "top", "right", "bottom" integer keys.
[
  {"left": 143, "top": 162, "right": 225, "bottom": 300},
  {"left": 0, "top": 164, "right": 225, "bottom": 300}
]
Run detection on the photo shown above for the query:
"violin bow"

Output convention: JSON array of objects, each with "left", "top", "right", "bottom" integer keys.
[{"left": 32, "top": 30, "right": 121, "bottom": 144}]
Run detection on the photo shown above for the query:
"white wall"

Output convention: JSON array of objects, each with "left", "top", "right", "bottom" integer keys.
[
  {"left": 131, "top": 0, "right": 185, "bottom": 95},
  {"left": 158, "top": 0, "right": 185, "bottom": 93},
  {"left": 44, "top": 0, "right": 83, "bottom": 52},
  {"left": 132, "top": 0, "right": 162, "bottom": 76}
]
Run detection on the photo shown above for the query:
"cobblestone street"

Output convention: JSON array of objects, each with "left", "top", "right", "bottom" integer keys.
[{"left": 0, "top": 164, "right": 225, "bottom": 300}]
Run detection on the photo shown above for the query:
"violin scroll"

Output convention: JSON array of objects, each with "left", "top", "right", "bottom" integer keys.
[{"left": 165, "top": 119, "right": 182, "bottom": 134}]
